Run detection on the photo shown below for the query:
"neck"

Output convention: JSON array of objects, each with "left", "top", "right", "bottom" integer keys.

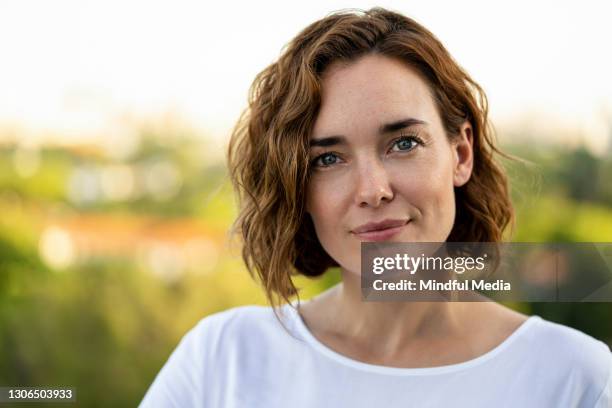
[{"left": 309, "top": 268, "right": 469, "bottom": 356}]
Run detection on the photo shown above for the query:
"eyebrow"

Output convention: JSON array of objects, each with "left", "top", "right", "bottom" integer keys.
[{"left": 309, "top": 117, "right": 428, "bottom": 147}]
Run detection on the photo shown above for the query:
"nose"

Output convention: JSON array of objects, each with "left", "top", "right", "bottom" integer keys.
[{"left": 354, "top": 158, "right": 394, "bottom": 208}]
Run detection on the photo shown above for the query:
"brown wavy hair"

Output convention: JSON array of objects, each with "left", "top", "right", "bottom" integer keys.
[{"left": 227, "top": 7, "right": 514, "bottom": 310}]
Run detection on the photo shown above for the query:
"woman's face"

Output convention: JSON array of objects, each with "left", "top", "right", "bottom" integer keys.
[{"left": 306, "top": 54, "right": 473, "bottom": 275}]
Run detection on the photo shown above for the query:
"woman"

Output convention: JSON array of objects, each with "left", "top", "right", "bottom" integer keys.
[{"left": 141, "top": 8, "right": 611, "bottom": 407}]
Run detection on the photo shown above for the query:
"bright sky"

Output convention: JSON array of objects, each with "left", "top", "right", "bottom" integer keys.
[{"left": 1, "top": 0, "right": 611, "bottom": 152}]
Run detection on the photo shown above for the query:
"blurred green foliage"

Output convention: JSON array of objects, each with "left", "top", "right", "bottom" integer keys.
[{"left": 0, "top": 130, "right": 611, "bottom": 406}]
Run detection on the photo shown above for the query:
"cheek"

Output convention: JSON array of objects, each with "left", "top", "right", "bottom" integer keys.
[
  {"left": 305, "top": 178, "right": 350, "bottom": 265},
  {"left": 392, "top": 150, "right": 456, "bottom": 216},
  {"left": 306, "top": 176, "right": 348, "bottom": 222}
]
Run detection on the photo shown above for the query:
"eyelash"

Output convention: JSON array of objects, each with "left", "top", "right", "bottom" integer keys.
[{"left": 310, "top": 133, "right": 425, "bottom": 169}]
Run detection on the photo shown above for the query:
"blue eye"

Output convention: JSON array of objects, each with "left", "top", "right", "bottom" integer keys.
[
  {"left": 313, "top": 152, "right": 339, "bottom": 167},
  {"left": 391, "top": 135, "right": 421, "bottom": 152}
]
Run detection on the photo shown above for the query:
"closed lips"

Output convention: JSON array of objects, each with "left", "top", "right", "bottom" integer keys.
[{"left": 351, "top": 219, "right": 409, "bottom": 234}]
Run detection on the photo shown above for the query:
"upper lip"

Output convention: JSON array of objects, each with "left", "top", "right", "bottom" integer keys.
[{"left": 351, "top": 219, "right": 409, "bottom": 234}]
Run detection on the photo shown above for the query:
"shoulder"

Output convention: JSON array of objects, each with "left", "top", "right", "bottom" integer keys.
[
  {"left": 185, "top": 304, "right": 297, "bottom": 357},
  {"left": 525, "top": 316, "right": 612, "bottom": 405},
  {"left": 150, "top": 304, "right": 290, "bottom": 376},
  {"left": 139, "top": 305, "right": 293, "bottom": 407},
  {"left": 191, "top": 304, "right": 289, "bottom": 340},
  {"left": 529, "top": 316, "right": 611, "bottom": 365}
]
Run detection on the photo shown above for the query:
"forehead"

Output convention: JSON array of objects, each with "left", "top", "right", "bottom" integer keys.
[{"left": 312, "top": 54, "right": 438, "bottom": 138}]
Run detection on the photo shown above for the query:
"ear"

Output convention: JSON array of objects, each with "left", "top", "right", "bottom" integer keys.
[{"left": 452, "top": 121, "right": 474, "bottom": 187}]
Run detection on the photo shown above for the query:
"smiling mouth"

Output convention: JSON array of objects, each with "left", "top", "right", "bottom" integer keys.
[{"left": 351, "top": 221, "right": 410, "bottom": 241}]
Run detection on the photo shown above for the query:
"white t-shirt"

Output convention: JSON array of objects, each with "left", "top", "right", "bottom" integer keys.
[{"left": 140, "top": 303, "right": 612, "bottom": 407}]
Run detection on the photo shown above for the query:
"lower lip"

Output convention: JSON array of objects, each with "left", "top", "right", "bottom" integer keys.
[{"left": 352, "top": 222, "right": 408, "bottom": 241}]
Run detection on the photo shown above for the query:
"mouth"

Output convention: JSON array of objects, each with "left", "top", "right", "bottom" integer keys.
[{"left": 351, "top": 220, "right": 410, "bottom": 242}]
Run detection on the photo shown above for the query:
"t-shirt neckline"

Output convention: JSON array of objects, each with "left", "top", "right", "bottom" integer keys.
[{"left": 286, "top": 302, "right": 541, "bottom": 376}]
